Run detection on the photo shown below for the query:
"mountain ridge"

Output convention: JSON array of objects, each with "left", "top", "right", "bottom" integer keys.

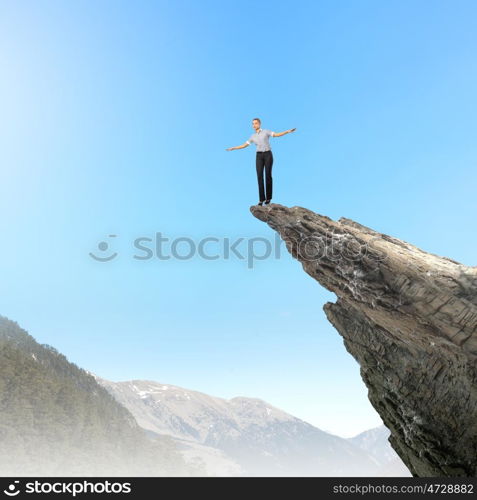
[
  {"left": 0, "top": 315, "right": 194, "bottom": 476},
  {"left": 97, "top": 376, "right": 409, "bottom": 476}
]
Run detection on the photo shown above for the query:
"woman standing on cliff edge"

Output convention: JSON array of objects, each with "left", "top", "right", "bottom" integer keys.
[{"left": 226, "top": 117, "right": 296, "bottom": 206}]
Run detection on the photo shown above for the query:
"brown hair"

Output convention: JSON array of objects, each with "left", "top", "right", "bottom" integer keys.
[{"left": 252, "top": 117, "right": 261, "bottom": 124}]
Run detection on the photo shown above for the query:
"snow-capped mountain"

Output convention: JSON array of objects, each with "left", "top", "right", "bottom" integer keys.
[{"left": 96, "top": 377, "right": 404, "bottom": 476}]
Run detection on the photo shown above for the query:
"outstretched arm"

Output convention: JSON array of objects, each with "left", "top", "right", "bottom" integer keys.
[
  {"left": 226, "top": 142, "right": 250, "bottom": 151},
  {"left": 273, "top": 128, "right": 296, "bottom": 137}
]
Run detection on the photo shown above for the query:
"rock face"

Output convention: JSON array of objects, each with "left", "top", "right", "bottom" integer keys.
[{"left": 250, "top": 204, "right": 477, "bottom": 477}]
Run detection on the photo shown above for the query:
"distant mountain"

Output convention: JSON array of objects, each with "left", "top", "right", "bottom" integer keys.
[
  {"left": 144, "top": 428, "right": 243, "bottom": 477},
  {"left": 0, "top": 315, "right": 199, "bottom": 476},
  {"left": 0, "top": 312, "right": 410, "bottom": 477},
  {"left": 349, "top": 426, "right": 411, "bottom": 476},
  {"left": 97, "top": 378, "right": 386, "bottom": 476}
]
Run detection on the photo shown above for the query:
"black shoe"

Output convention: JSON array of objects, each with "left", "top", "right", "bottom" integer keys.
[
  {"left": 264, "top": 199, "right": 271, "bottom": 205},
  {"left": 257, "top": 201, "right": 264, "bottom": 206}
]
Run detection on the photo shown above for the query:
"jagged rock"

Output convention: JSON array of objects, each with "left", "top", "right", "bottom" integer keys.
[{"left": 250, "top": 203, "right": 477, "bottom": 477}]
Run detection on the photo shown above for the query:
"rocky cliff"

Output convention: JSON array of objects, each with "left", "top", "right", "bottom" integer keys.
[{"left": 250, "top": 204, "right": 477, "bottom": 477}]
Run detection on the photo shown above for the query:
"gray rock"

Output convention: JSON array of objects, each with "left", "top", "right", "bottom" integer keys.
[{"left": 250, "top": 203, "right": 477, "bottom": 477}]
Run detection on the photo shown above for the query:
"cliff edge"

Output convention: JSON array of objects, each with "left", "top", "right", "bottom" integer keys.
[{"left": 250, "top": 203, "right": 477, "bottom": 477}]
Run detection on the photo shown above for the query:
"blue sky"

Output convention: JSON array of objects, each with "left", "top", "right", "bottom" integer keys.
[{"left": 1, "top": 0, "right": 476, "bottom": 437}]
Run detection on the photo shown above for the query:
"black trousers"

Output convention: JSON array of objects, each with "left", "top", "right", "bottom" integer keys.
[{"left": 256, "top": 150, "right": 273, "bottom": 202}]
